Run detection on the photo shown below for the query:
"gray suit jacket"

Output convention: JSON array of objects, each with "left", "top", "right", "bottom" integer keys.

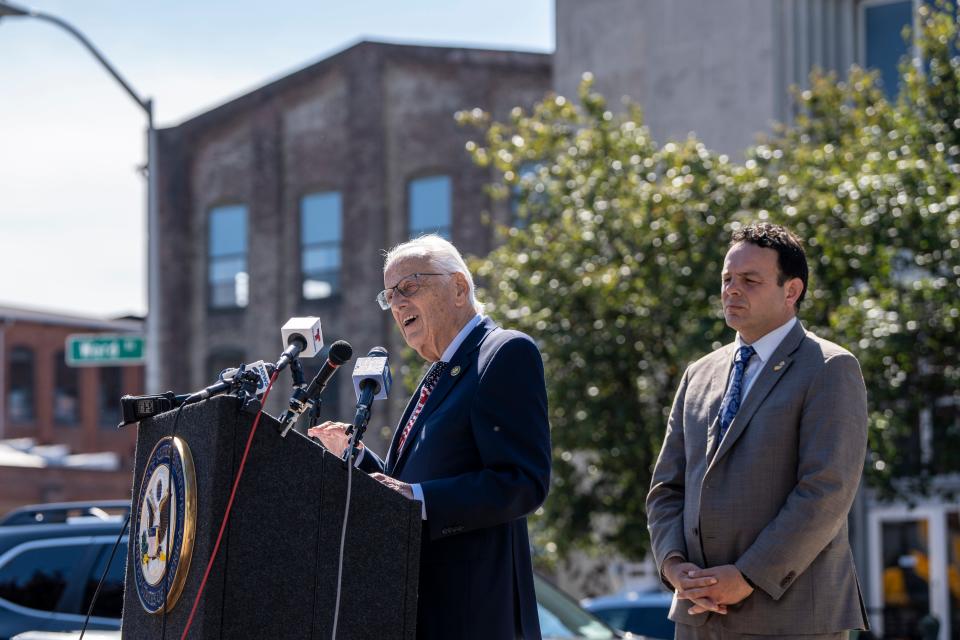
[{"left": 646, "top": 321, "right": 869, "bottom": 635}]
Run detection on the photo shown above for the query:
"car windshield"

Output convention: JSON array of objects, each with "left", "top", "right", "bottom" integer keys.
[{"left": 535, "top": 573, "right": 617, "bottom": 639}]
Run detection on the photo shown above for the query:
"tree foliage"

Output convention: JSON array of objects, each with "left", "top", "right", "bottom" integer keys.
[{"left": 459, "top": 4, "right": 960, "bottom": 562}]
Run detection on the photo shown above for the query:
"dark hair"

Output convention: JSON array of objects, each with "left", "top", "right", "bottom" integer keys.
[{"left": 730, "top": 222, "right": 808, "bottom": 309}]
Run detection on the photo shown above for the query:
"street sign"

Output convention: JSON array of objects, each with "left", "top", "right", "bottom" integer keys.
[{"left": 66, "top": 334, "right": 146, "bottom": 366}]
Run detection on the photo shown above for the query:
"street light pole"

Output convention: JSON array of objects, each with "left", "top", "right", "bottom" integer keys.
[{"left": 0, "top": 0, "right": 161, "bottom": 392}]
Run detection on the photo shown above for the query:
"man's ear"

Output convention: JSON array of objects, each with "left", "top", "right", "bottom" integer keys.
[
  {"left": 784, "top": 277, "right": 803, "bottom": 308},
  {"left": 453, "top": 272, "right": 469, "bottom": 306}
]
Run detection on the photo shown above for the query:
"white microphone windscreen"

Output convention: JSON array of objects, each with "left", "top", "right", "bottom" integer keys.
[
  {"left": 280, "top": 317, "right": 323, "bottom": 358},
  {"left": 352, "top": 356, "right": 391, "bottom": 401}
]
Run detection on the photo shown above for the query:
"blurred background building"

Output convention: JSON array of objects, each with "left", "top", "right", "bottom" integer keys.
[
  {"left": 554, "top": 0, "right": 913, "bottom": 154},
  {"left": 0, "top": 305, "right": 141, "bottom": 513}
]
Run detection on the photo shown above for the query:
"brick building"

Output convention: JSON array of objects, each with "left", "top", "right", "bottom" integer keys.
[
  {"left": 0, "top": 304, "right": 143, "bottom": 512},
  {"left": 153, "top": 41, "right": 551, "bottom": 451}
]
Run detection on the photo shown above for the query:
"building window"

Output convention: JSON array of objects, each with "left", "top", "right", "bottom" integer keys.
[
  {"left": 301, "top": 191, "right": 342, "bottom": 300},
  {"left": 98, "top": 367, "right": 122, "bottom": 428},
  {"left": 53, "top": 351, "right": 79, "bottom": 425},
  {"left": 8, "top": 346, "right": 34, "bottom": 423},
  {"left": 208, "top": 204, "right": 249, "bottom": 309},
  {"left": 409, "top": 175, "right": 452, "bottom": 239},
  {"left": 861, "top": 0, "right": 913, "bottom": 99}
]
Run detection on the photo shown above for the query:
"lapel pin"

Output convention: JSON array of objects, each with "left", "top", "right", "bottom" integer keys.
[
  {"left": 450, "top": 365, "right": 461, "bottom": 377},
  {"left": 773, "top": 361, "right": 785, "bottom": 371}
]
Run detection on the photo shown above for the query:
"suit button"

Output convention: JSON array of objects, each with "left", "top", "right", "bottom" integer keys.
[{"left": 780, "top": 571, "right": 796, "bottom": 588}]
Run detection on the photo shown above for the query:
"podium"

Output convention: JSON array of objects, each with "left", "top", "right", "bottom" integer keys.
[{"left": 121, "top": 396, "right": 421, "bottom": 639}]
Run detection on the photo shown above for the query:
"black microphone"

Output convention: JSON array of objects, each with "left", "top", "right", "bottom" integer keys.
[
  {"left": 183, "top": 360, "right": 275, "bottom": 404},
  {"left": 350, "top": 347, "right": 391, "bottom": 432},
  {"left": 117, "top": 392, "right": 191, "bottom": 428},
  {"left": 279, "top": 340, "right": 353, "bottom": 437}
]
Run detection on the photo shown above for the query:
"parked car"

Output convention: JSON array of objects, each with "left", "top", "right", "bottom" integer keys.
[
  {"left": 535, "top": 573, "right": 636, "bottom": 639},
  {"left": 3, "top": 502, "right": 630, "bottom": 639},
  {"left": 0, "top": 502, "right": 129, "bottom": 528},
  {"left": 0, "top": 501, "right": 127, "bottom": 640},
  {"left": 581, "top": 589, "right": 674, "bottom": 640}
]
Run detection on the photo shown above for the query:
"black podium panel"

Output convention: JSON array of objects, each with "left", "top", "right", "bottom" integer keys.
[{"left": 121, "top": 396, "right": 421, "bottom": 640}]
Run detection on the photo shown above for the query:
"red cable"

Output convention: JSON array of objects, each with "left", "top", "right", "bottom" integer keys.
[{"left": 179, "top": 370, "right": 280, "bottom": 640}]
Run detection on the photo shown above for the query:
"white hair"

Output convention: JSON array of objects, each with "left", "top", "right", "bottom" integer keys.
[{"left": 383, "top": 234, "right": 484, "bottom": 313}]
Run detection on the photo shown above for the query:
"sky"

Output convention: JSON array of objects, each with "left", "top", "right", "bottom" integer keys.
[{"left": 0, "top": 0, "right": 553, "bottom": 319}]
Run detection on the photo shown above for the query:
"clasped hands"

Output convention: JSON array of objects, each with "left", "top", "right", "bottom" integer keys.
[
  {"left": 307, "top": 421, "right": 414, "bottom": 499},
  {"left": 662, "top": 557, "right": 754, "bottom": 615}
]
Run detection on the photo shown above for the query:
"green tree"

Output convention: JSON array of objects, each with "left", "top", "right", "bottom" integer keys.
[
  {"left": 460, "top": 4, "right": 960, "bottom": 561},
  {"left": 751, "top": 3, "right": 960, "bottom": 492},
  {"left": 460, "top": 86, "right": 762, "bottom": 561}
]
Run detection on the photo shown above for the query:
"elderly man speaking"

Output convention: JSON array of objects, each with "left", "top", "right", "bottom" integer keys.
[{"left": 309, "top": 234, "right": 551, "bottom": 640}]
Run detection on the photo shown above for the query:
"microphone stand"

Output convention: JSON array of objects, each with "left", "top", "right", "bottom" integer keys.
[
  {"left": 306, "top": 398, "right": 324, "bottom": 428},
  {"left": 342, "top": 404, "right": 370, "bottom": 466}
]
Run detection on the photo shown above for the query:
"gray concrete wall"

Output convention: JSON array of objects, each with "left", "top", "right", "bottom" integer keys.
[{"left": 555, "top": 0, "right": 857, "bottom": 156}]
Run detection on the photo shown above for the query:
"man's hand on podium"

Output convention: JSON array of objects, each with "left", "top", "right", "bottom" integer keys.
[
  {"left": 307, "top": 421, "right": 363, "bottom": 457},
  {"left": 370, "top": 473, "right": 414, "bottom": 499},
  {"left": 307, "top": 421, "right": 412, "bottom": 499}
]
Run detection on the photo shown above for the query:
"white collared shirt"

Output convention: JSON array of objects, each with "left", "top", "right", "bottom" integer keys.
[
  {"left": 439, "top": 314, "right": 483, "bottom": 364},
  {"left": 734, "top": 316, "right": 798, "bottom": 401}
]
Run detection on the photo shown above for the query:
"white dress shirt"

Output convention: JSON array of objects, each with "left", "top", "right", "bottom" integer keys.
[
  {"left": 731, "top": 316, "right": 798, "bottom": 403},
  {"left": 409, "top": 314, "right": 483, "bottom": 517}
]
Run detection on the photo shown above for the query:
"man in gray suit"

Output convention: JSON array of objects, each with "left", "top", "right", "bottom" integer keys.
[{"left": 647, "top": 223, "right": 869, "bottom": 639}]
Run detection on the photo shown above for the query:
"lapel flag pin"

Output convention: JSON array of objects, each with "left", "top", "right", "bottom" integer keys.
[
  {"left": 773, "top": 361, "right": 785, "bottom": 371},
  {"left": 450, "top": 366, "right": 461, "bottom": 377}
]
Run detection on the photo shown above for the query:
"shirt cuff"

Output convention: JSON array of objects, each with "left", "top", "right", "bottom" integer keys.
[
  {"left": 352, "top": 446, "right": 366, "bottom": 468},
  {"left": 411, "top": 483, "right": 427, "bottom": 520}
]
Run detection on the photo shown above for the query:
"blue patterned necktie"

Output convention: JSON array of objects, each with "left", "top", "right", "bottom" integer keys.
[{"left": 718, "top": 345, "right": 756, "bottom": 442}]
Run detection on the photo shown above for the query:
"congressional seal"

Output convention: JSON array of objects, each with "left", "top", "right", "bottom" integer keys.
[{"left": 133, "top": 436, "right": 197, "bottom": 614}]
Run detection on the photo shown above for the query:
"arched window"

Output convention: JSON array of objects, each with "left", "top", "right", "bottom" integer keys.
[
  {"left": 98, "top": 367, "right": 123, "bottom": 428},
  {"left": 54, "top": 350, "right": 79, "bottom": 425},
  {"left": 208, "top": 204, "right": 249, "bottom": 309},
  {"left": 8, "top": 346, "right": 35, "bottom": 423},
  {"left": 301, "top": 191, "right": 343, "bottom": 300},
  {"left": 408, "top": 175, "right": 451, "bottom": 239}
]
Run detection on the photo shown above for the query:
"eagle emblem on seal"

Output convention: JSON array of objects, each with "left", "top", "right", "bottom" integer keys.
[{"left": 134, "top": 436, "right": 197, "bottom": 614}]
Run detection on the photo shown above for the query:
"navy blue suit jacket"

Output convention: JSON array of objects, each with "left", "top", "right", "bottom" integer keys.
[{"left": 360, "top": 317, "right": 551, "bottom": 640}]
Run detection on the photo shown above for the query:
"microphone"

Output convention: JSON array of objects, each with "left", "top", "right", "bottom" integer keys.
[
  {"left": 276, "top": 317, "right": 324, "bottom": 371},
  {"left": 350, "top": 347, "right": 391, "bottom": 432},
  {"left": 183, "top": 360, "right": 275, "bottom": 404},
  {"left": 279, "top": 340, "right": 353, "bottom": 437},
  {"left": 118, "top": 392, "right": 191, "bottom": 428}
]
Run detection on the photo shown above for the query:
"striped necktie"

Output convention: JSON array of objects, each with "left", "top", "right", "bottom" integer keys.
[
  {"left": 718, "top": 345, "right": 756, "bottom": 442},
  {"left": 396, "top": 361, "right": 448, "bottom": 456}
]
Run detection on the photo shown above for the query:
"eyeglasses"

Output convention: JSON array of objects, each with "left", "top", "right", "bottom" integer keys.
[{"left": 376, "top": 272, "right": 451, "bottom": 310}]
